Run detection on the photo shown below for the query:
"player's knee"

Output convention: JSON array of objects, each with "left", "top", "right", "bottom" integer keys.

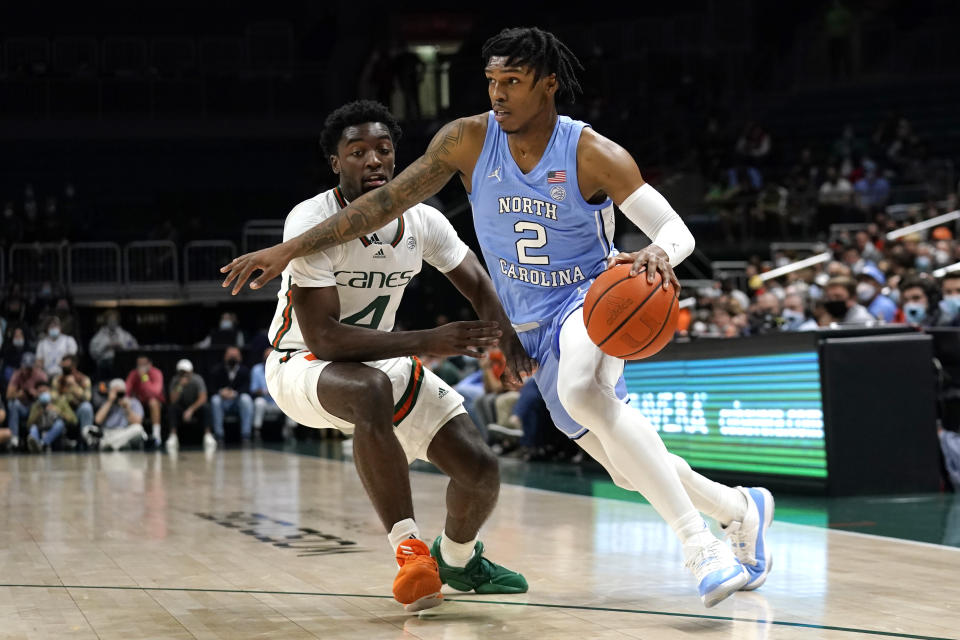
[
  {"left": 345, "top": 369, "right": 394, "bottom": 427},
  {"left": 669, "top": 453, "right": 692, "bottom": 481},
  {"left": 558, "top": 377, "right": 604, "bottom": 428},
  {"left": 474, "top": 446, "right": 500, "bottom": 491}
]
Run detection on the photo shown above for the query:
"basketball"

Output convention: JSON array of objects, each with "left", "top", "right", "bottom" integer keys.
[{"left": 583, "top": 264, "right": 679, "bottom": 360}]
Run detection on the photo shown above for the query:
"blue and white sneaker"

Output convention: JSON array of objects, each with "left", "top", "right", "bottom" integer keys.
[
  {"left": 724, "top": 486, "right": 775, "bottom": 590},
  {"left": 683, "top": 537, "right": 748, "bottom": 607}
]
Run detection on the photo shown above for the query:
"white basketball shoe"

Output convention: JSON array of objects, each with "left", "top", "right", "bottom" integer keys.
[
  {"left": 683, "top": 535, "right": 748, "bottom": 607},
  {"left": 723, "top": 487, "right": 775, "bottom": 590}
]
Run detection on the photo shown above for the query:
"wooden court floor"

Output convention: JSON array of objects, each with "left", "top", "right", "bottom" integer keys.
[{"left": 1, "top": 448, "right": 959, "bottom": 640}]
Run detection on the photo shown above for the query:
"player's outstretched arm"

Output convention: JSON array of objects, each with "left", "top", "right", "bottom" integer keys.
[
  {"left": 578, "top": 130, "right": 694, "bottom": 291},
  {"left": 443, "top": 250, "right": 536, "bottom": 387},
  {"left": 220, "top": 118, "right": 475, "bottom": 295},
  {"left": 292, "top": 284, "right": 503, "bottom": 362}
]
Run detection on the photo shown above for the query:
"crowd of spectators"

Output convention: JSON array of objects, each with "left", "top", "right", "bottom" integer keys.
[
  {"left": 699, "top": 112, "right": 955, "bottom": 242},
  {"left": 0, "top": 289, "right": 293, "bottom": 454}
]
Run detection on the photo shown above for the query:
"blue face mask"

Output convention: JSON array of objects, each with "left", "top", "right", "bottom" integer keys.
[
  {"left": 916, "top": 256, "right": 932, "bottom": 272},
  {"left": 904, "top": 302, "right": 927, "bottom": 324},
  {"left": 38, "top": 391, "right": 52, "bottom": 404},
  {"left": 939, "top": 295, "right": 960, "bottom": 319},
  {"left": 782, "top": 309, "right": 806, "bottom": 326}
]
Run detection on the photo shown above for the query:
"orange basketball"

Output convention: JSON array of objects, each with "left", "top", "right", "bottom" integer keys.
[{"left": 583, "top": 264, "right": 679, "bottom": 360}]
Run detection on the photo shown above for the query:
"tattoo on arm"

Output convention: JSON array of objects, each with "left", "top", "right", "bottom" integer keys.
[{"left": 292, "top": 120, "right": 463, "bottom": 258}]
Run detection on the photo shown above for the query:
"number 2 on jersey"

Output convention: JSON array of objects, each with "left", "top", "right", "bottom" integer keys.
[
  {"left": 514, "top": 221, "right": 549, "bottom": 265},
  {"left": 341, "top": 295, "right": 390, "bottom": 329}
]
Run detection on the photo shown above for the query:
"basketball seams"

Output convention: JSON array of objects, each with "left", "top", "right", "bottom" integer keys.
[
  {"left": 615, "top": 287, "right": 679, "bottom": 359},
  {"left": 584, "top": 265, "right": 645, "bottom": 328},
  {"left": 596, "top": 272, "right": 663, "bottom": 348}
]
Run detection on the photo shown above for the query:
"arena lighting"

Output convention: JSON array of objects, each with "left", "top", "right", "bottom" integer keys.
[
  {"left": 932, "top": 261, "right": 960, "bottom": 278},
  {"left": 748, "top": 252, "right": 832, "bottom": 289},
  {"left": 886, "top": 209, "right": 960, "bottom": 241}
]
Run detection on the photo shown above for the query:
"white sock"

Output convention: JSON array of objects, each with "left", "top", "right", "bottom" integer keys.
[
  {"left": 672, "top": 511, "right": 713, "bottom": 547},
  {"left": 387, "top": 518, "right": 420, "bottom": 554},
  {"left": 439, "top": 530, "right": 476, "bottom": 567},
  {"left": 670, "top": 454, "right": 748, "bottom": 527},
  {"left": 152, "top": 424, "right": 161, "bottom": 439}
]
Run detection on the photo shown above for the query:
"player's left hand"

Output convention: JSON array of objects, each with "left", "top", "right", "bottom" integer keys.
[
  {"left": 499, "top": 330, "right": 535, "bottom": 390},
  {"left": 220, "top": 243, "right": 294, "bottom": 295},
  {"left": 606, "top": 246, "right": 679, "bottom": 291}
]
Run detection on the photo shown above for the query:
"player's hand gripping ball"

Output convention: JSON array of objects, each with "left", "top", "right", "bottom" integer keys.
[{"left": 583, "top": 264, "right": 679, "bottom": 360}]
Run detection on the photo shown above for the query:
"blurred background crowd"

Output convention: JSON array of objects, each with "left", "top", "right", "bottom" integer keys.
[{"left": 1, "top": 1, "right": 959, "bottom": 477}]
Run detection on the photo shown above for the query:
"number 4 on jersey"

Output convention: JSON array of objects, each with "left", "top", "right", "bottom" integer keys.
[{"left": 341, "top": 295, "right": 390, "bottom": 329}]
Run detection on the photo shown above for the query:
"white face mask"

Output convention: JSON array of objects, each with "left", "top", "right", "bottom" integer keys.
[
  {"left": 856, "top": 282, "right": 876, "bottom": 303},
  {"left": 48, "top": 327, "right": 61, "bottom": 339}
]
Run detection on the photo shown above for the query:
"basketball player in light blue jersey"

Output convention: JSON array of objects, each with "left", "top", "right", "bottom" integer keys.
[{"left": 222, "top": 27, "right": 774, "bottom": 608}]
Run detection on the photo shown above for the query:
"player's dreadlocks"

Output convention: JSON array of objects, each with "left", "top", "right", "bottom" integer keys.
[
  {"left": 481, "top": 27, "right": 584, "bottom": 102},
  {"left": 320, "top": 100, "right": 403, "bottom": 160}
]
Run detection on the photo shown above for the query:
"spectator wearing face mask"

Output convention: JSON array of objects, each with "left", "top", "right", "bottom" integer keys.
[
  {"left": 855, "top": 264, "right": 897, "bottom": 323},
  {"left": 26, "top": 381, "right": 75, "bottom": 452},
  {"left": 196, "top": 312, "right": 245, "bottom": 350},
  {"left": 5, "top": 352, "right": 47, "bottom": 449},
  {"left": 936, "top": 274, "right": 960, "bottom": 327},
  {"left": 824, "top": 276, "right": 877, "bottom": 325},
  {"left": 209, "top": 346, "right": 253, "bottom": 442},
  {"left": 52, "top": 354, "right": 94, "bottom": 436},
  {"left": 125, "top": 355, "right": 164, "bottom": 447},
  {"left": 89, "top": 310, "right": 140, "bottom": 379},
  {"left": 899, "top": 277, "right": 937, "bottom": 327},
  {"left": 781, "top": 294, "right": 819, "bottom": 331},
  {"left": 35, "top": 317, "right": 78, "bottom": 378},
  {"left": 1, "top": 326, "right": 30, "bottom": 386}
]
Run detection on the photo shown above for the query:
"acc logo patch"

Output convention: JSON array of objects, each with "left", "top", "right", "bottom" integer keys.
[
  {"left": 549, "top": 185, "right": 566, "bottom": 201},
  {"left": 407, "top": 236, "right": 417, "bottom": 250}
]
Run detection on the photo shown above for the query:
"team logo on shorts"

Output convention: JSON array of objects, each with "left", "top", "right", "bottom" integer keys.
[
  {"left": 407, "top": 236, "right": 417, "bottom": 251},
  {"left": 549, "top": 185, "right": 566, "bottom": 202}
]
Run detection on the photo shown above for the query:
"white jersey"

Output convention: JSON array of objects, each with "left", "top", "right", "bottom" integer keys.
[{"left": 268, "top": 186, "right": 469, "bottom": 352}]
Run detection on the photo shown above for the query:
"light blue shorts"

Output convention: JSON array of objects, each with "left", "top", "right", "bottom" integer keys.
[{"left": 518, "top": 285, "right": 628, "bottom": 440}]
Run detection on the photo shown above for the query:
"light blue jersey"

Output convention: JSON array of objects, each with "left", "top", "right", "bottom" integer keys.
[
  {"left": 469, "top": 112, "right": 626, "bottom": 439},
  {"left": 469, "top": 112, "right": 616, "bottom": 328}
]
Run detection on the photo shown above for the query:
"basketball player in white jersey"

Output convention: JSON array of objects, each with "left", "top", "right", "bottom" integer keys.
[
  {"left": 224, "top": 30, "right": 774, "bottom": 609},
  {"left": 265, "top": 101, "right": 527, "bottom": 612}
]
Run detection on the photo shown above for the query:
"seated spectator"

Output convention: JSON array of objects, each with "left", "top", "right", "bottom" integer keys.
[
  {"left": 88, "top": 310, "right": 139, "bottom": 379},
  {"left": 900, "top": 277, "right": 937, "bottom": 327},
  {"left": 196, "top": 312, "right": 245, "bottom": 350},
  {"left": 166, "top": 359, "right": 214, "bottom": 452},
  {"left": 855, "top": 230, "right": 882, "bottom": 264},
  {"left": 781, "top": 294, "right": 819, "bottom": 331},
  {"left": 818, "top": 166, "right": 854, "bottom": 207},
  {"left": 89, "top": 378, "right": 146, "bottom": 451},
  {"left": 251, "top": 348, "right": 295, "bottom": 440},
  {"left": 489, "top": 378, "right": 553, "bottom": 460},
  {"left": 823, "top": 276, "right": 876, "bottom": 325},
  {"left": 209, "top": 346, "right": 253, "bottom": 443},
  {"left": 854, "top": 167, "right": 891, "bottom": 212},
  {"left": 471, "top": 349, "right": 511, "bottom": 441},
  {"left": 1, "top": 326, "right": 29, "bottom": 387},
  {"left": 52, "top": 354, "right": 94, "bottom": 439},
  {"left": 35, "top": 317, "right": 78, "bottom": 377},
  {"left": 856, "top": 264, "right": 897, "bottom": 323},
  {"left": 126, "top": 355, "right": 164, "bottom": 447},
  {"left": 747, "top": 292, "right": 782, "bottom": 335},
  {"left": 38, "top": 296, "right": 81, "bottom": 342},
  {"left": 936, "top": 273, "right": 960, "bottom": 327},
  {"left": 26, "top": 381, "right": 75, "bottom": 453},
  {"left": 5, "top": 352, "right": 47, "bottom": 449},
  {"left": 421, "top": 354, "right": 464, "bottom": 386}
]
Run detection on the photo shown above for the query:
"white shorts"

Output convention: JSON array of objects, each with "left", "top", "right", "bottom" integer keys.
[{"left": 265, "top": 350, "right": 466, "bottom": 463}]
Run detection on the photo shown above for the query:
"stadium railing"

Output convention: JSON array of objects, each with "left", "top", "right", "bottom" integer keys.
[
  {"left": 67, "top": 242, "right": 122, "bottom": 299},
  {"left": 241, "top": 219, "right": 284, "bottom": 254},
  {"left": 124, "top": 241, "right": 179, "bottom": 298},
  {"left": 9, "top": 243, "right": 65, "bottom": 287}
]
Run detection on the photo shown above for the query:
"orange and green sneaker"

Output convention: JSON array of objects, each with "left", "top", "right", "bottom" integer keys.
[{"left": 430, "top": 537, "right": 528, "bottom": 594}]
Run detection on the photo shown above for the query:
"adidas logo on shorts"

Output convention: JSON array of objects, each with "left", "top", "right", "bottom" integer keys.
[{"left": 438, "top": 388, "right": 449, "bottom": 399}]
